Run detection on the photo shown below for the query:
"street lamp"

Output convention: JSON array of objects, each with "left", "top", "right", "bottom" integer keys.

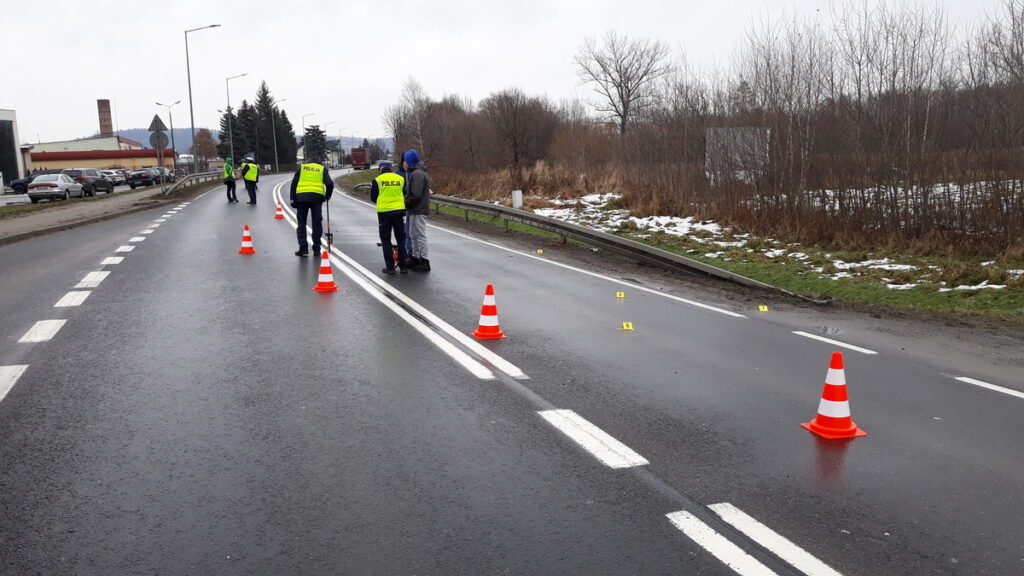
[
  {"left": 226, "top": 72, "right": 248, "bottom": 162},
  {"left": 270, "top": 98, "right": 287, "bottom": 173},
  {"left": 338, "top": 126, "right": 349, "bottom": 165},
  {"left": 155, "top": 100, "right": 181, "bottom": 170},
  {"left": 301, "top": 113, "right": 314, "bottom": 162},
  {"left": 185, "top": 23, "right": 220, "bottom": 172}
]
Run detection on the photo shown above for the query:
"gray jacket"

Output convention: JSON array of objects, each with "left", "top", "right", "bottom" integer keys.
[{"left": 403, "top": 162, "right": 431, "bottom": 215}]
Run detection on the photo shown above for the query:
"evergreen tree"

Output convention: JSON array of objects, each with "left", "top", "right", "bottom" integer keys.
[
  {"left": 361, "top": 137, "right": 371, "bottom": 149},
  {"left": 304, "top": 125, "right": 328, "bottom": 164},
  {"left": 277, "top": 110, "right": 297, "bottom": 166}
]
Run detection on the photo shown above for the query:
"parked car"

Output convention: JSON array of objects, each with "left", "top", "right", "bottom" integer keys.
[
  {"left": 128, "top": 169, "right": 159, "bottom": 188},
  {"left": 101, "top": 170, "right": 126, "bottom": 186},
  {"left": 27, "top": 173, "right": 85, "bottom": 203},
  {"left": 62, "top": 168, "right": 113, "bottom": 196},
  {"left": 153, "top": 167, "right": 175, "bottom": 183},
  {"left": 10, "top": 169, "right": 62, "bottom": 193}
]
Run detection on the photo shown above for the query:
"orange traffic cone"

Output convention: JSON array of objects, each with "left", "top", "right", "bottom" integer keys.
[
  {"left": 274, "top": 202, "right": 285, "bottom": 220},
  {"left": 801, "top": 352, "right": 867, "bottom": 439},
  {"left": 238, "top": 225, "right": 256, "bottom": 254},
  {"left": 313, "top": 251, "right": 338, "bottom": 292},
  {"left": 471, "top": 284, "right": 506, "bottom": 339}
]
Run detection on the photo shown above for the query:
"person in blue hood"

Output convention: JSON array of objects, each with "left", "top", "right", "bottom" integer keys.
[{"left": 402, "top": 149, "right": 432, "bottom": 271}]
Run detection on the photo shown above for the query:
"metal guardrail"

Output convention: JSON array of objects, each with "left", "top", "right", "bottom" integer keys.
[{"left": 161, "top": 171, "right": 221, "bottom": 195}]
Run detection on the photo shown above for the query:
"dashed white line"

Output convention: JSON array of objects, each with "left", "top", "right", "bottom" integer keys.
[
  {"left": 19, "top": 320, "right": 66, "bottom": 343},
  {"left": 54, "top": 291, "right": 91, "bottom": 307},
  {"left": 140, "top": 229, "right": 155, "bottom": 234},
  {"left": 666, "top": 510, "right": 778, "bottom": 576},
  {"left": 709, "top": 503, "right": 844, "bottom": 576},
  {"left": 954, "top": 376, "right": 1024, "bottom": 400},
  {"left": 75, "top": 271, "right": 110, "bottom": 288},
  {"left": 101, "top": 257, "right": 124, "bottom": 265},
  {"left": 154, "top": 219, "right": 167, "bottom": 223},
  {"left": 0, "top": 365, "right": 29, "bottom": 403},
  {"left": 151, "top": 223, "right": 162, "bottom": 227},
  {"left": 115, "top": 245, "right": 135, "bottom": 253},
  {"left": 792, "top": 331, "right": 877, "bottom": 355},
  {"left": 538, "top": 409, "right": 649, "bottom": 469},
  {"left": 129, "top": 236, "right": 146, "bottom": 242}
]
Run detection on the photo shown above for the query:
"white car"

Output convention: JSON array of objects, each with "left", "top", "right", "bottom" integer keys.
[
  {"left": 101, "top": 170, "right": 126, "bottom": 186},
  {"left": 27, "top": 174, "right": 85, "bottom": 203}
]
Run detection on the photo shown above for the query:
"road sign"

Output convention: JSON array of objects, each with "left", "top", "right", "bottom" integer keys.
[
  {"left": 150, "top": 131, "right": 169, "bottom": 149},
  {"left": 148, "top": 115, "right": 168, "bottom": 132}
]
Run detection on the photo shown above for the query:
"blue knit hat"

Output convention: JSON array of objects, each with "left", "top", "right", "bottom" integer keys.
[{"left": 403, "top": 149, "right": 420, "bottom": 167}]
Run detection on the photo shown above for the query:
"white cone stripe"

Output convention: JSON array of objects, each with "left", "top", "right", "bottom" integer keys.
[
  {"left": 825, "top": 368, "right": 846, "bottom": 386},
  {"left": 482, "top": 294, "right": 496, "bottom": 305},
  {"left": 318, "top": 273, "right": 334, "bottom": 281},
  {"left": 665, "top": 511, "right": 778, "bottom": 576},
  {"left": 477, "top": 315, "right": 500, "bottom": 326},
  {"left": 816, "top": 398, "right": 851, "bottom": 418}
]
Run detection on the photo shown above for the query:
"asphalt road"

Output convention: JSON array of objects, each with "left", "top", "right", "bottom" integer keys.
[{"left": 0, "top": 172, "right": 1021, "bottom": 575}]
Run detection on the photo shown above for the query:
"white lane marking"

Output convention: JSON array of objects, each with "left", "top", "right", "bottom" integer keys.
[
  {"left": 538, "top": 409, "right": 649, "bottom": 468},
  {"left": 115, "top": 245, "right": 135, "bottom": 253},
  {"left": 154, "top": 219, "right": 167, "bottom": 223},
  {"left": 129, "top": 236, "right": 146, "bottom": 242},
  {"left": 955, "top": 376, "right": 1024, "bottom": 400},
  {"left": 338, "top": 193, "right": 746, "bottom": 319},
  {"left": 101, "top": 257, "right": 124, "bottom": 265},
  {"left": 0, "top": 365, "right": 29, "bottom": 403},
  {"left": 54, "top": 291, "right": 91, "bottom": 307},
  {"left": 140, "top": 229, "right": 155, "bottom": 234},
  {"left": 151, "top": 223, "right": 161, "bottom": 227},
  {"left": 19, "top": 320, "right": 67, "bottom": 343},
  {"left": 666, "top": 510, "right": 778, "bottom": 576},
  {"left": 75, "top": 271, "right": 110, "bottom": 288},
  {"left": 709, "top": 503, "right": 843, "bottom": 576},
  {"left": 792, "top": 331, "right": 877, "bottom": 355},
  {"left": 275, "top": 183, "right": 523, "bottom": 380}
]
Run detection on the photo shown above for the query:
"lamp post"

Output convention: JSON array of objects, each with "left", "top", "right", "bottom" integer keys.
[
  {"left": 301, "top": 113, "right": 314, "bottom": 162},
  {"left": 225, "top": 72, "right": 248, "bottom": 162},
  {"left": 155, "top": 100, "right": 181, "bottom": 171},
  {"left": 185, "top": 24, "right": 220, "bottom": 173},
  {"left": 338, "top": 126, "right": 349, "bottom": 165},
  {"left": 270, "top": 98, "right": 286, "bottom": 173}
]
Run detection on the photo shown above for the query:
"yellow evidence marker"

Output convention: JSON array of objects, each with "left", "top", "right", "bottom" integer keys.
[
  {"left": 616, "top": 291, "right": 626, "bottom": 299},
  {"left": 758, "top": 305, "right": 769, "bottom": 312},
  {"left": 621, "top": 322, "right": 634, "bottom": 331},
  {"left": 537, "top": 249, "right": 544, "bottom": 254}
]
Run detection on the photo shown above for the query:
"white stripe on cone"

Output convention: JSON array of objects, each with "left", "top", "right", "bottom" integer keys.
[
  {"left": 825, "top": 368, "right": 846, "bottom": 386},
  {"left": 816, "top": 398, "right": 852, "bottom": 418},
  {"left": 483, "top": 294, "right": 496, "bottom": 305},
  {"left": 477, "top": 315, "right": 500, "bottom": 326}
]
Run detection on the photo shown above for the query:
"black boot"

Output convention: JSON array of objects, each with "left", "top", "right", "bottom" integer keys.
[
  {"left": 414, "top": 258, "right": 430, "bottom": 272},
  {"left": 407, "top": 256, "right": 420, "bottom": 269}
]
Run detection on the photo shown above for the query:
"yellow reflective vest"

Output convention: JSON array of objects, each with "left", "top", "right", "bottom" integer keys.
[
  {"left": 223, "top": 162, "right": 235, "bottom": 179},
  {"left": 375, "top": 173, "right": 406, "bottom": 212},
  {"left": 296, "top": 163, "right": 326, "bottom": 195},
  {"left": 242, "top": 162, "right": 259, "bottom": 182}
]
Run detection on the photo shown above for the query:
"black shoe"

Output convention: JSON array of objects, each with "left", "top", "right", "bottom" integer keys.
[
  {"left": 382, "top": 267, "right": 396, "bottom": 275},
  {"left": 246, "top": 202, "right": 255, "bottom": 205},
  {"left": 415, "top": 258, "right": 431, "bottom": 272},
  {"left": 313, "top": 250, "right": 321, "bottom": 258},
  {"left": 407, "top": 256, "right": 420, "bottom": 269},
  {"left": 295, "top": 250, "right": 308, "bottom": 257}
]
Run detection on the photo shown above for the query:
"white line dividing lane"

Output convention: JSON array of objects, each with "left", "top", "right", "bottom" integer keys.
[
  {"left": 115, "top": 245, "right": 135, "bottom": 253},
  {"left": 18, "top": 320, "right": 67, "bottom": 343},
  {"left": 665, "top": 510, "right": 778, "bottom": 576},
  {"left": 54, "top": 291, "right": 91, "bottom": 308},
  {"left": 791, "top": 331, "right": 877, "bottom": 355},
  {"left": 75, "top": 271, "right": 110, "bottom": 288},
  {"left": 141, "top": 229, "right": 155, "bottom": 234},
  {"left": 0, "top": 365, "right": 29, "bottom": 403},
  {"left": 538, "top": 409, "right": 649, "bottom": 468},
  {"left": 709, "top": 503, "right": 844, "bottom": 576},
  {"left": 954, "top": 376, "right": 1024, "bottom": 400},
  {"left": 101, "top": 257, "right": 124, "bottom": 265},
  {"left": 274, "top": 182, "right": 527, "bottom": 380},
  {"left": 336, "top": 192, "right": 746, "bottom": 319},
  {"left": 129, "top": 236, "right": 146, "bottom": 242}
]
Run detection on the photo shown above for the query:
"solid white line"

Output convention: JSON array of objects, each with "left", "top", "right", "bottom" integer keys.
[
  {"left": 54, "top": 291, "right": 91, "bottom": 307},
  {"left": 272, "top": 184, "right": 495, "bottom": 380},
  {"left": 792, "top": 331, "right": 877, "bottom": 355},
  {"left": 338, "top": 193, "right": 747, "bottom": 319},
  {"left": 75, "top": 271, "right": 110, "bottom": 288},
  {"left": 538, "top": 409, "right": 649, "bottom": 468},
  {"left": 19, "top": 320, "right": 67, "bottom": 343},
  {"left": 709, "top": 503, "right": 844, "bottom": 576},
  {"left": 0, "top": 365, "right": 29, "bottom": 403},
  {"left": 115, "top": 245, "right": 135, "bottom": 253},
  {"left": 101, "top": 257, "right": 124, "bottom": 265},
  {"left": 955, "top": 376, "right": 1024, "bottom": 400},
  {"left": 665, "top": 510, "right": 778, "bottom": 575}
]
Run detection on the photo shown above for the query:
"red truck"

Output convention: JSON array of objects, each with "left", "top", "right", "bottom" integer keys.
[{"left": 350, "top": 147, "right": 371, "bottom": 170}]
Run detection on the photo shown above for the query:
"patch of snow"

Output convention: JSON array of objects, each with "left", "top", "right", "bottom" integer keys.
[
  {"left": 789, "top": 252, "right": 809, "bottom": 260},
  {"left": 938, "top": 280, "right": 1007, "bottom": 292},
  {"left": 765, "top": 249, "right": 786, "bottom": 258},
  {"left": 887, "top": 283, "right": 919, "bottom": 290}
]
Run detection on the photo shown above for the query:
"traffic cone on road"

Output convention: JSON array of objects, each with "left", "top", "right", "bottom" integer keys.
[
  {"left": 238, "top": 225, "right": 256, "bottom": 254},
  {"left": 471, "top": 284, "right": 506, "bottom": 339},
  {"left": 801, "top": 352, "right": 867, "bottom": 439},
  {"left": 313, "top": 251, "right": 338, "bottom": 292},
  {"left": 274, "top": 202, "right": 285, "bottom": 220}
]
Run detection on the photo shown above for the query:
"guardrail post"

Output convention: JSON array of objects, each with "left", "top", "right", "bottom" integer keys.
[{"left": 504, "top": 218, "right": 510, "bottom": 232}]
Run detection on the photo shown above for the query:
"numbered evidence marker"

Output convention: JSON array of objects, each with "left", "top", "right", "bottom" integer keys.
[
  {"left": 758, "top": 305, "right": 769, "bottom": 312},
  {"left": 537, "top": 249, "right": 544, "bottom": 254},
  {"left": 621, "top": 322, "right": 635, "bottom": 331},
  {"left": 616, "top": 291, "right": 626, "bottom": 299}
]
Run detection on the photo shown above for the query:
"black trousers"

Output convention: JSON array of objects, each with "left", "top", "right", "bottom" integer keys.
[
  {"left": 244, "top": 180, "right": 257, "bottom": 203},
  {"left": 378, "top": 210, "right": 408, "bottom": 269},
  {"left": 225, "top": 179, "right": 236, "bottom": 201},
  {"left": 296, "top": 200, "right": 324, "bottom": 253}
]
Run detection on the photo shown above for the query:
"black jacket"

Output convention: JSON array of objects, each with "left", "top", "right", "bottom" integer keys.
[{"left": 289, "top": 165, "right": 335, "bottom": 204}]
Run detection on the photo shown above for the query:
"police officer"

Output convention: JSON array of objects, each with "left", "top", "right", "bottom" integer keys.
[
  {"left": 239, "top": 155, "right": 259, "bottom": 204},
  {"left": 223, "top": 157, "right": 238, "bottom": 203},
  {"left": 370, "top": 161, "right": 408, "bottom": 274},
  {"left": 289, "top": 161, "right": 334, "bottom": 257}
]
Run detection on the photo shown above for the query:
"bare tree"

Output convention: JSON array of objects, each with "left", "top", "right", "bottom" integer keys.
[{"left": 575, "top": 31, "right": 671, "bottom": 134}]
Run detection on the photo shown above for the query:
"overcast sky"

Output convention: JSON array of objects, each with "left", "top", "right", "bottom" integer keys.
[{"left": 2, "top": 0, "right": 1003, "bottom": 147}]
